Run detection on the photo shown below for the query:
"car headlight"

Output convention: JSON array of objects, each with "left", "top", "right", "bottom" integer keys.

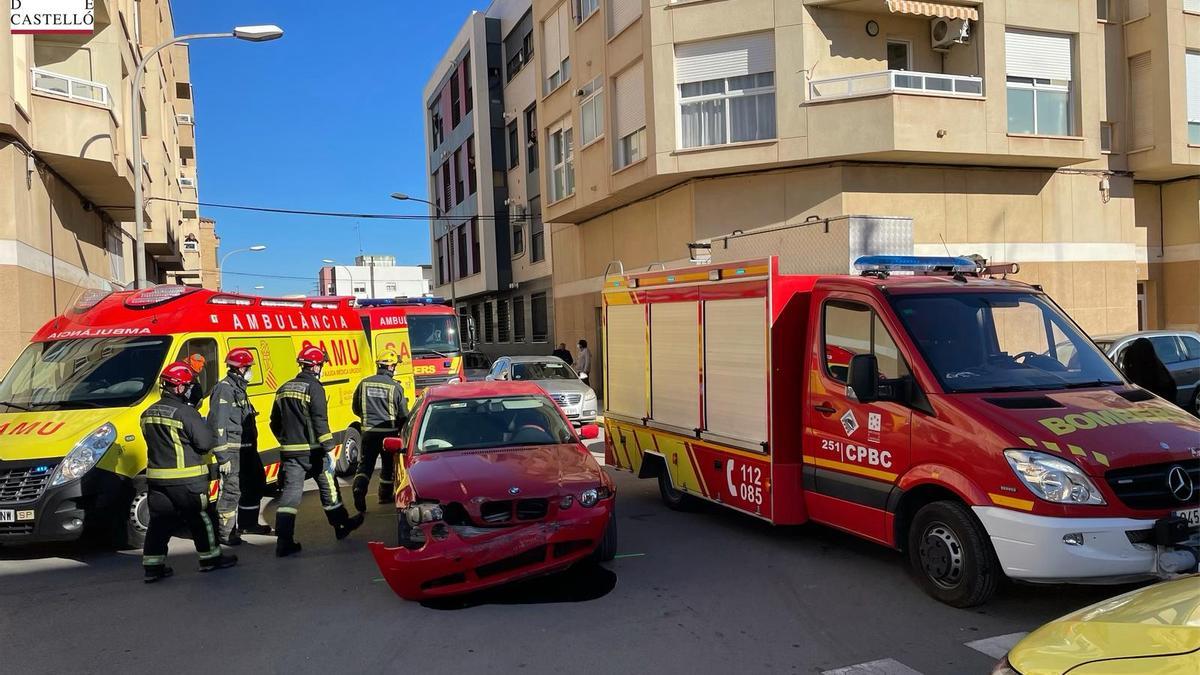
[
  {"left": 1004, "top": 449, "right": 1105, "bottom": 505},
  {"left": 50, "top": 423, "right": 116, "bottom": 487}
]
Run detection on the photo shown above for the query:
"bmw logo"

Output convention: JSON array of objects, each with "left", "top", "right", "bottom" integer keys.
[{"left": 508, "top": 486, "right": 521, "bottom": 496}]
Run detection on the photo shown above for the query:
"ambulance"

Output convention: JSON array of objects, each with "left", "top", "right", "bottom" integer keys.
[
  {"left": 0, "top": 285, "right": 373, "bottom": 548},
  {"left": 355, "top": 297, "right": 465, "bottom": 397},
  {"left": 602, "top": 255, "right": 1200, "bottom": 607}
]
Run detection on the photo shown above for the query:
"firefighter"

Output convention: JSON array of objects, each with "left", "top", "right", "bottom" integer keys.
[
  {"left": 351, "top": 350, "right": 409, "bottom": 513},
  {"left": 269, "top": 345, "right": 364, "bottom": 557},
  {"left": 207, "top": 348, "right": 271, "bottom": 545},
  {"left": 141, "top": 362, "right": 238, "bottom": 583}
]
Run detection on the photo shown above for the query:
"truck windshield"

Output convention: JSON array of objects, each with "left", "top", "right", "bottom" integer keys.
[
  {"left": 0, "top": 337, "right": 172, "bottom": 411},
  {"left": 408, "top": 315, "right": 461, "bottom": 356},
  {"left": 891, "top": 293, "right": 1124, "bottom": 394}
]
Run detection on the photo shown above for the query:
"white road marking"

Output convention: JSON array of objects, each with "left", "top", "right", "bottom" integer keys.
[
  {"left": 965, "top": 632, "right": 1028, "bottom": 660},
  {"left": 822, "top": 658, "right": 924, "bottom": 675},
  {"left": 0, "top": 557, "right": 87, "bottom": 576}
]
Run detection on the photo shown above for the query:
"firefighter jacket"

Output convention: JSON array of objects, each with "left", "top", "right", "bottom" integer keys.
[
  {"left": 270, "top": 371, "right": 334, "bottom": 456},
  {"left": 141, "top": 390, "right": 216, "bottom": 484},
  {"left": 207, "top": 373, "right": 257, "bottom": 460},
  {"left": 352, "top": 371, "right": 409, "bottom": 433}
]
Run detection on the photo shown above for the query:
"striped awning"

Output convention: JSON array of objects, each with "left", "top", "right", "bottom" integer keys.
[{"left": 886, "top": 0, "right": 979, "bottom": 21}]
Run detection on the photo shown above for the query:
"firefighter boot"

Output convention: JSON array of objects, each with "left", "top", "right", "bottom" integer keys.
[
  {"left": 377, "top": 479, "right": 394, "bottom": 505},
  {"left": 327, "top": 505, "right": 364, "bottom": 541},
  {"left": 238, "top": 505, "right": 273, "bottom": 535},
  {"left": 219, "top": 514, "right": 242, "bottom": 546},
  {"left": 352, "top": 475, "right": 369, "bottom": 514},
  {"left": 275, "top": 511, "right": 302, "bottom": 557},
  {"left": 199, "top": 553, "right": 239, "bottom": 573},
  {"left": 144, "top": 565, "right": 174, "bottom": 584}
]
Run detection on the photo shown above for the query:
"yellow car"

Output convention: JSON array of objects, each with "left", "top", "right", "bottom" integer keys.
[{"left": 994, "top": 576, "right": 1200, "bottom": 674}]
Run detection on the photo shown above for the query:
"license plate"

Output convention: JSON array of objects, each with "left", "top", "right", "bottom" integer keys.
[
  {"left": 1174, "top": 507, "right": 1200, "bottom": 528},
  {"left": 0, "top": 510, "right": 12, "bottom": 523}
]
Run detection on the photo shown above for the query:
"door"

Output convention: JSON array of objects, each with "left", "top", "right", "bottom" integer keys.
[
  {"left": 803, "top": 296, "right": 913, "bottom": 544},
  {"left": 1150, "top": 335, "right": 1198, "bottom": 408},
  {"left": 174, "top": 336, "right": 219, "bottom": 414}
]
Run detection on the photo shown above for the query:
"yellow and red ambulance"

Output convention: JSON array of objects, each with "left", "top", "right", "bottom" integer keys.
[
  {"left": 355, "top": 297, "right": 464, "bottom": 396},
  {"left": 0, "top": 285, "right": 373, "bottom": 548},
  {"left": 603, "top": 255, "right": 1200, "bottom": 607}
]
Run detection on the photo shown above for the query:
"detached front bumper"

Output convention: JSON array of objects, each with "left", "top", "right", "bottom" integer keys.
[
  {"left": 369, "top": 506, "right": 611, "bottom": 600},
  {"left": 974, "top": 506, "right": 1200, "bottom": 584}
]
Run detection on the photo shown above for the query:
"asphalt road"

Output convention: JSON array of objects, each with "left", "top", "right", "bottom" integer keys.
[{"left": 0, "top": 439, "right": 1132, "bottom": 675}]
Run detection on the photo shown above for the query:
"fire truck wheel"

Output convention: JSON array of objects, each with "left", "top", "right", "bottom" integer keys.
[
  {"left": 657, "top": 470, "right": 699, "bottom": 511},
  {"left": 592, "top": 511, "right": 618, "bottom": 562},
  {"left": 907, "top": 501, "right": 999, "bottom": 608},
  {"left": 336, "top": 428, "right": 362, "bottom": 478}
]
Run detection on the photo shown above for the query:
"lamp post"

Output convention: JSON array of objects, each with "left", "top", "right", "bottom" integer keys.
[
  {"left": 390, "top": 192, "right": 452, "bottom": 306},
  {"left": 219, "top": 244, "right": 267, "bottom": 290},
  {"left": 133, "top": 25, "right": 284, "bottom": 289}
]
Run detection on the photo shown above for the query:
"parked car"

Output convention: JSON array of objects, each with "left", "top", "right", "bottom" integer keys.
[
  {"left": 461, "top": 349, "right": 492, "bottom": 381},
  {"left": 1095, "top": 331, "right": 1200, "bottom": 414},
  {"left": 368, "top": 381, "right": 615, "bottom": 601},
  {"left": 486, "top": 355, "right": 599, "bottom": 426},
  {"left": 993, "top": 575, "right": 1200, "bottom": 674}
]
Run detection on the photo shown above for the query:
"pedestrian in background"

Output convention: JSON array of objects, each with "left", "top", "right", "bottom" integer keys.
[
  {"left": 552, "top": 342, "right": 574, "bottom": 365},
  {"left": 351, "top": 350, "right": 408, "bottom": 513},
  {"left": 1119, "top": 337, "right": 1177, "bottom": 404},
  {"left": 577, "top": 339, "right": 592, "bottom": 381}
]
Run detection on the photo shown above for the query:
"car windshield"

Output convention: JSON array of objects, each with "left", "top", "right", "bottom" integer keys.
[
  {"left": 0, "top": 337, "right": 172, "bottom": 411},
  {"left": 416, "top": 395, "right": 575, "bottom": 452},
  {"left": 512, "top": 361, "right": 578, "bottom": 381},
  {"left": 408, "top": 315, "right": 461, "bottom": 355},
  {"left": 891, "top": 292, "right": 1124, "bottom": 393}
]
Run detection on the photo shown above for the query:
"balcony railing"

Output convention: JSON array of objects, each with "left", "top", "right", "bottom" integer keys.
[
  {"left": 809, "top": 70, "right": 983, "bottom": 103},
  {"left": 31, "top": 68, "right": 111, "bottom": 107}
]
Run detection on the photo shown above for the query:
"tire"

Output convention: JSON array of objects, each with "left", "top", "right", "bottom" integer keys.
[
  {"left": 119, "top": 476, "right": 150, "bottom": 550},
  {"left": 592, "top": 510, "right": 618, "bottom": 562},
  {"left": 657, "top": 469, "right": 698, "bottom": 511},
  {"left": 336, "top": 428, "right": 361, "bottom": 478},
  {"left": 907, "top": 500, "right": 1001, "bottom": 608}
]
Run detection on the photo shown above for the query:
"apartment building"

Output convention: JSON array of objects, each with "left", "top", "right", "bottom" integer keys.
[
  {"left": 424, "top": 0, "right": 556, "bottom": 360},
  {"left": 318, "top": 256, "right": 433, "bottom": 299},
  {"left": 172, "top": 215, "right": 220, "bottom": 290},
  {"left": 0, "top": 0, "right": 205, "bottom": 369},
  {"left": 533, "top": 0, "right": 1200, "bottom": 383}
]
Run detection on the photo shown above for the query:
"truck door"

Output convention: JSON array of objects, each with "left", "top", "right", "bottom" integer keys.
[
  {"left": 803, "top": 296, "right": 912, "bottom": 544},
  {"left": 373, "top": 330, "right": 416, "bottom": 403}
]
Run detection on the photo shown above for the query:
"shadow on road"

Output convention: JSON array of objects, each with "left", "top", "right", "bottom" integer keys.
[{"left": 420, "top": 562, "right": 617, "bottom": 610}]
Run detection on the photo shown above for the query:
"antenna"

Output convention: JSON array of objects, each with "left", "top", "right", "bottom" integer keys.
[{"left": 939, "top": 234, "right": 952, "bottom": 257}]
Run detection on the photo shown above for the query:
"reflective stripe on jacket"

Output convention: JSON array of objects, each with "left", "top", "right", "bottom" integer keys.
[
  {"left": 207, "top": 374, "right": 256, "bottom": 457},
  {"left": 141, "top": 391, "right": 215, "bottom": 483},
  {"left": 269, "top": 371, "right": 334, "bottom": 455},
  {"left": 352, "top": 371, "right": 408, "bottom": 433}
]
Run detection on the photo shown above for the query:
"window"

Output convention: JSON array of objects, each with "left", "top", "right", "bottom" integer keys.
[
  {"left": 470, "top": 218, "right": 481, "bottom": 273},
  {"left": 416, "top": 396, "right": 574, "bottom": 452},
  {"left": 1005, "top": 30, "right": 1074, "bottom": 136},
  {"left": 471, "top": 304, "right": 482, "bottom": 343},
  {"left": 1187, "top": 51, "right": 1200, "bottom": 144},
  {"left": 457, "top": 224, "right": 468, "bottom": 279},
  {"left": 548, "top": 122, "right": 575, "bottom": 201},
  {"left": 498, "top": 300, "right": 511, "bottom": 342},
  {"left": 576, "top": 0, "right": 598, "bottom": 24},
  {"left": 1130, "top": 52, "right": 1153, "bottom": 149},
  {"left": 467, "top": 137, "right": 477, "bottom": 194},
  {"left": 1187, "top": 0, "right": 1200, "bottom": 12},
  {"left": 441, "top": 160, "right": 452, "bottom": 209},
  {"left": 463, "top": 54, "right": 473, "bottom": 114},
  {"left": 1149, "top": 336, "right": 1186, "bottom": 364},
  {"left": 614, "top": 62, "right": 647, "bottom": 168},
  {"left": 676, "top": 34, "right": 776, "bottom": 149},
  {"left": 580, "top": 76, "right": 604, "bottom": 145},
  {"left": 174, "top": 338, "right": 219, "bottom": 400},
  {"left": 385, "top": 283, "right": 397, "bottom": 293},
  {"left": 823, "top": 301, "right": 910, "bottom": 383},
  {"left": 353, "top": 283, "right": 367, "bottom": 294},
  {"left": 512, "top": 221, "right": 526, "bottom": 256},
  {"left": 484, "top": 301, "right": 496, "bottom": 342},
  {"left": 609, "top": 0, "right": 641, "bottom": 38},
  {"left": 513, "top": 296, "right": 526, "bottom": 342},
  {"left": 430, "top": 106, "right": 444, "bottom": 147},
  {"left": 530, "top": 197, "right": 545, "bottom": 263},
  {"left": 450, "top": 69, "right": 462, "bottom": 128},
  {"left": 531, "top": 292, "right": 549, "bottom": 342},
  {"left": 543, "top": 3, "right": 572, "bottom": 94},
  {"left": 1100, "top": 121, "right": 1114, "bottom": 152},
  {"left": 886, "top": 40, "right": 911, "bottom": 71},
  {"left": 525, "top": 106, "right": 540, "bottom": 169},
  {"left": 509, "top": 25, "right": 534, "bottom": 81},
  {"left": 1096, "top": 0, "right": 1109, "bottom": 21},
  {"left": 453, "top": 148, "right": 465, "bottom": 204},
  {"left": 507, "top": 121, "right": 520, "bottom": 169},
  {"left": 1181, "top": 335, "right": 1200, "bottom": 360},
  {"left": 175, "top": 82, "right": 191, "bottom": 99},
  {"left": 436, "top": 236, "right": 447, "bottom": 285}
]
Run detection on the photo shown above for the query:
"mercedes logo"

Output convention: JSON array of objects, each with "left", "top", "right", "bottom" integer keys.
[
  {"left": 508, "top": 486, "right": 521, "bottom": 496},
  {"left": 1167, "top": 465, "right": 1194, "bottom": 503}
]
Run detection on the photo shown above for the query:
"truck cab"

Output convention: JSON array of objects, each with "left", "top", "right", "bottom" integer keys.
[{"left": 355, "top": 297, "right": 464, "bottom": 397}]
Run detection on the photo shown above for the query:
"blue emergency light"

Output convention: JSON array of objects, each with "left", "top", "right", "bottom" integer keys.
[
  {"left": 356, "top": 296, "right": 447, "bottom": 307},
  {"left": 853, "top": 255, "right": 978, "bottom": 274}
]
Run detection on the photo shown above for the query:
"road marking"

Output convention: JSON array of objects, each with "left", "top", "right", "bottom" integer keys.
[
  {"left": 965, "top": 632, "right": 1027, "bottom": 660},
  {"left": 822, "top": 658, "right": 923, "bottom": 675}
]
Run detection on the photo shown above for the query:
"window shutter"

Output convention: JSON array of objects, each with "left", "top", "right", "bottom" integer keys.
[
  {"left": 675, "top": 32, "right": 776, "bottom": 85},
  {"left": 609, "top": 0, "right": 642, "bottom": 37},
  {"left": 1004, "top": 30, "right": 1073, "bottom": 81},
  {"left": 605, "top": 304, "right": 647, "bottom": 418},
  {"left": 649, "top": 301, "right": 699, "bottom": 430},
  {"left": 614, "top": 62, "right": 646, "bottom": 138},
  {"left": 543, "top": 7, "right": 561, "bottom": 73},
  {"left": 557, "top": 2, "right": 571, "bottom": 63},
  {"left": 703, "top": 297, "right": 767, "bottom": 444},
  {"left": 1187, "top": 51, "right": 1200, "bottom": 123},
  {"left": 1130, "top": 52, "right": 1153, "bottom": 149}
]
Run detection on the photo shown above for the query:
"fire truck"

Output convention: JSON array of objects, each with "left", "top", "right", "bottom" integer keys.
[
  {"left": 355, "top": 297, "right": 465, "bottom": 396},
  {"left": 602, "top": 255, "right": 1200, "bottom": 607}
]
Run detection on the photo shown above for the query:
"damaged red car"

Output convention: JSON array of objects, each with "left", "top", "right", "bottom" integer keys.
[{"left": 369, "top": 381, "right": 617, "bottom": 600}]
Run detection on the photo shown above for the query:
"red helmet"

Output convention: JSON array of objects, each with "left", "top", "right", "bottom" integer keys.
[
  {"left": 297, "top": 345, "right": 326, "bottom": 367},
  {"left": 226, "top": 348, "right": 255, "bottom": 368},
  {"left": 160, "top": 362, "right": 196, "bottom": 388}
]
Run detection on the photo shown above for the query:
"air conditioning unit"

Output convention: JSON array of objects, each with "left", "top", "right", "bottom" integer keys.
[
  {"left": 179, "top": 176, "right": 196, "bottom": 188},
  {"left": 930, "top": 17, "right": 971, "bottom": 51},
  {"left": 176, "top": 113, "right": 194, "bottom": 125}
]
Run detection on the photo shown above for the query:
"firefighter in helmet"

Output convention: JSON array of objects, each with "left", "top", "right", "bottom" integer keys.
[
  {"left": 141, "top": 362, "right": 238, "bottom": 582},
  {"left": 351, "top": 349, "right": 409, "bottom": 513},
  {"left": 207, "top": 348, "right": 271, "bottom": 545},
  {"left": 269, "top": 345, "right": 364, "bottom": 557}
]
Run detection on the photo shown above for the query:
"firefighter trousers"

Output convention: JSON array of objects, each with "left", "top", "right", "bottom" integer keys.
[
  {"left": 275, "top": 450, "right": 351, "bottom": 549},
  {"left": 353, "top": 431, "right": 395, "bottom": 509},
  {"left": 237, "top": 446, "right": 267, "bottom": 530},
  {"left": 215, "top": 451, "right": 240, "bottom": 539},
  {"left": 142, "top": 480, "right": 220, "bottom": 569}
]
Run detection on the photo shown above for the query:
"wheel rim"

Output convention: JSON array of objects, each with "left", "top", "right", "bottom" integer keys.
[
  {"left": 918, "top": 521, "right": 964, "bottom": 590},
  {"left": 340, "top": 437, "right": 359, "bottom": 471},
  {"left": 129, "top": 490, "right": 150, "bottom": 534}
]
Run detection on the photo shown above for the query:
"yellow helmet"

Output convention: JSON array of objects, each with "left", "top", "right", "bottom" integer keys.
[{"left": 376, "top": 350, "right": 399, "bottom": 367}]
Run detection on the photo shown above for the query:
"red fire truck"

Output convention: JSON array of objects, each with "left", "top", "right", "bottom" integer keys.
[
  {"left": 355, "top": 297, "right": 465, "bottom": 396},
  {"left": 602, "top": 255, "right": 1200, "bottom": 607}
]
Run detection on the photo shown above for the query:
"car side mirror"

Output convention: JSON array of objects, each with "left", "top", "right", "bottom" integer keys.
[
  {"left": 579, "top": 424, "right": 600, "bottom": 440},
  {"left": 847, "top": 354, "right": 879, "bottom": 403},
  {"left": 484, "top": 374, "right": 495, "bottom": 381},
  {"left": 382, "top": 436, "right": 406, "bottom": 454}
]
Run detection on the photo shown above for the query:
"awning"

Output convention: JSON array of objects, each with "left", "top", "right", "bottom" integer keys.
[{"left": 886, "top": 0, "right": 979, "bottom": 21}]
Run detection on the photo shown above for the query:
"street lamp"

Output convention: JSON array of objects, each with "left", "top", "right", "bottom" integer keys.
[
  {"left": 133, "top": 24, "right": 284, "bottom": 289},
  {"left": 390, "top": 192, "right": 452, "bottom": 306},
  {"left": 321, "top": 258, "right": 363, "bottom": 297},
  {"left": 219, "top": 245, "right": 267, "bottom": 290}
]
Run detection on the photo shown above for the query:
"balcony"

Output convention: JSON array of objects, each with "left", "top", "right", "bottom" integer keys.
[
  {"left": 32, "top": 68, "right": 112, "bottom": 106},
  {"left": 808, "top": 70, "right": 983, "bottom": 102}
]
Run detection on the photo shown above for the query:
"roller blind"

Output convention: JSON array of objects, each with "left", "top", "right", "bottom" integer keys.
[
  {"left": 614, "top": 61, "right": 646, "bottom": 138},
  {"left": 609, "top": 0, "right": 641, "bottom": 37},
  {"left": 1130, "top": 52, "right": 1153, "bottom": 149},
  {"left": 703, "top": 298, "right": 767, "bottom": 445},
  {"left": 557, "top": 2, "right": 570, "bottom": 62},
  {"left": 1188, "top": 51, "right": 1200, "bottom": 123},
  {"left": 543, "top": 6, "right": 561, "bottom": 73},
  {"left": 675, "top": 32, "right": 775, "bottom": 85},
  {"left": 650, "top": 301, "right": 699, "bottom": 430},
  {"left": 1005, "top": 30, "right": 1073, "bottom": 81},
  {"left": 605, "top": 304, "right": 647, "bottom": 418}
]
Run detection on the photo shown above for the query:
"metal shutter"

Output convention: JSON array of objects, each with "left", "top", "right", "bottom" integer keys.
[
  {"left": 605, "top": 304, "right": 647, "bottom": 419},
  {"left": 675, "top": 32, "right": 776, "bottom": 85},
  {"left": 614, "top": 61, "right": 646, "bottom": 138},
  {"left": 649, "top": 301, "right": 699, "bottom": 430},
  {"left": 703, "top": 297, "right": 767, "bottom": 445},
  {"left": 609, "top": 0, "right": 641, "bottom": 36},
  {"left": 1004, "top": 30, "right": 1073, "bottom": 81},
  {"left": 543, "top": 5, "right": 561, "bottom": 73},
  {"left": 1130, "top": 52, "right": 1153, "bottom": 149},
  {"left": 1188, "top": 51, "right": 1200, "bottom": 123}
]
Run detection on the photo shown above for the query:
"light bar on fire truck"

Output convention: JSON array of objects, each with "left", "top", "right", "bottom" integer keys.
[
  {"left": 356, "top": 296, "right": 447, "bottom": 308},
  {"left": 853, "top": 255, "right": 978, "bottom": 274}
]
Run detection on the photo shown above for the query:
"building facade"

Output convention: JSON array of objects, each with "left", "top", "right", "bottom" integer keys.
[
  {"left": 532, "top": 0, "right": 1200, "bottom": 390},
  {"left": 0, "top": 0, "right": 205, "bottom": 369},
  {"left": 424, "top": 0, "right": 557, "bottom": 360},
  {"left": 318, "top": 256, "right": 433, "bottom": 300}
]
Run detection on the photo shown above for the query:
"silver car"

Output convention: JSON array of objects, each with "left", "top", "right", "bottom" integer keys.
[
  {"left": 1094, "top": 330, "right": 1200, "bottom": 414},
  {"left": 486, "top": 355, "right": 599, "bottom": 425}
]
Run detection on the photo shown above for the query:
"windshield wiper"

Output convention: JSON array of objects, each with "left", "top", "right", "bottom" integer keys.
[
  {"left": 0, "top": 400, "right": 32, "bottom": 412},
  {"left": 1062, "top": 380, "right": 1123, "bottom": 389},
  {"left": 414, "top": 349, "right": 452, "bottom": 359},
  {"left": 961, "top": 385, "right": 1054, "bottom": 393}
]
